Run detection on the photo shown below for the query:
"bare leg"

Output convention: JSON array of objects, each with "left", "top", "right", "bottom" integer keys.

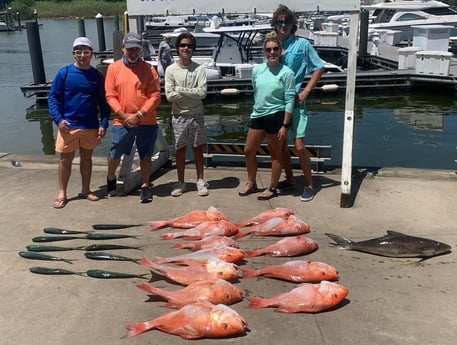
[
  {"left": 243, "top": 128, "right": 265, "bottom": 185},
  {"left": 79, "top": 148, "right": 94, "bottom": 195},
  {"left": 107, "top": 157, "right": 121, "bottom": 181},
  {"left": 281, "top": 139, "right": 295, "bottom": 184},
  {"left": 192, "top": 145, "right": 205, "bottom": 180},
  {"left": 295, "top": 137, "right": 313, "bottom": 188},
  {"left": 266, "top": 133, "right": 285, "bottom": 190},
  {"left": 175, "top": 146, "right": 186, "bottom": 182},
  {"left": 139, "top": 156, "right": 152, "bottom": 188},
  {"left": 57, "top": 151, "right": 75, "bottom": 200}
]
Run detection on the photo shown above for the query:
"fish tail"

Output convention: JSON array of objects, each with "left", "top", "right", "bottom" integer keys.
[
  {"left": 62, "top": 259, "right": 77, "bottom": 265},
  {"left": 247, "top": 296, "right": 268, "bottom": 309},
  {"left": 136, "top": 282, "right": 161, "bottom": 295},
  {"left": 240, "top": 268, "right": 260, "bottom": 278},
  {"left": 244, "top": 249, "right": 261, "bottom": 258},
  {"left": 122, "top": 320, "right": 155, "bottom": 339},
  {"left": 151, "top": 256, "right": 168, "bottom": 264},
  {"left": 173, "top": 242, "right": 192, "bottom": 249},
  {"left": 233, "top": 230, "right": 250, "bottom": 240},
  {"left": 325, "top": 233, "right": 353, "bottom": 249},
  {"left": 150, "top": 221, "right": 168, "bottom": 231},
  {"left": 160, "top": 232, "right": 178, "bottom": 240},
  {"left": 139, "top": 256, "right": 156, "bottom": 269}
]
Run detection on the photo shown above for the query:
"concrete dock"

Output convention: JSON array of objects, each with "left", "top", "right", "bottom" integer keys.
[{"left": 0, "top": 154, "right": 456, "bottom": 345}]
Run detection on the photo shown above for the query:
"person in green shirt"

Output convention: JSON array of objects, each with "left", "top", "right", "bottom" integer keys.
[{"left": 239, "top": 32, "right": 296, "bottom": 200}]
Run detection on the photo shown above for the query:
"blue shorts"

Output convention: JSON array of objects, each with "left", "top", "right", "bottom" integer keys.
[
  {"left": 249, "top": 111, "right": 285, "bottom": 134},
  {"left": 109, "top": 125, "right": 159, "bottom": 160},
  {"left": 289, "top": 103, "right": 308, "bottom": 139}
]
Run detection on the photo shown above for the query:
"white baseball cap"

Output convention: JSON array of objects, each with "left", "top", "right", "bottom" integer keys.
[{"left": 72, "top": 37, "right": 93, "bottom": 49}]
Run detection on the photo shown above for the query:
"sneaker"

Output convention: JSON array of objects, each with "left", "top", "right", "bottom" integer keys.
[
  {"left": 276, "top": 180, "right": 296, "bottom": 193},
  {"left": 140, "top": 186, "right": 153, "bottom": 203},
  {"left": 107, "top": 177, "right": 117, "bottom": 196},
  {"left": 197, "top": 179, "right": 209, "bottom": 196},
  {"left": 171, "top": 182, "right": 186, "bottom": 197},
  {"left": 300, "top": 187, "right": 315, "bottom": 202}
]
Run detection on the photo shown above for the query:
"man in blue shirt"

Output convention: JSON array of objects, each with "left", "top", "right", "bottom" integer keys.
[
  {"left": 48, "top": 37, "right": 110, "bottom": 208},
  {"left": 272, "top": 4, "right": 324, "bottom": 202}
]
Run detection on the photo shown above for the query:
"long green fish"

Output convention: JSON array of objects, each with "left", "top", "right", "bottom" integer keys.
[
  {"left": 32, "top": 236, "right": 82, "bottom": 242},
  {"left": 92, "top": 223, "right": 146, "bottom": 230},
  {"left": 85, "top": 269, "right": 148, "bottom": 279},
  {"left": 26, "top": 244, "right": 85, "bottom": 252},
  {"left": 85, "top": 233, "right": 138, "bottom": 240},
  {"left": 29, "top": 267, "right": 84, "bottom": 275},
  {"left": 84, "top": 244, "right": 142, "bottom": 251},
  {"left": 19, "top": 251, "right": 76, "bottom": 264},
  {"left": 84, "top": 252, "right": 139, "bottom": 263},
  {"left": 43, "top": 227, "right": 92, "bottom": 235}
]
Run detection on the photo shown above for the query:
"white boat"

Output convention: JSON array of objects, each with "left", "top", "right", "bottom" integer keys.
[{"left": 364, "top": 0, "right": 457, "bottom": 41}]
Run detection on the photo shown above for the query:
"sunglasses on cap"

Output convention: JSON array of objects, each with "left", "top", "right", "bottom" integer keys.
[
  {"left": 178, "top": 43, "right": 193, "bottom": 49},
  {"left": 74, "top": 50, "right": 91, "bottom": 56},
  {"left": 265, "top": 46, "right": 280, "bottom": 53},
  {"left": 275, "top": 20, "right": 293, "bottom": 27}
]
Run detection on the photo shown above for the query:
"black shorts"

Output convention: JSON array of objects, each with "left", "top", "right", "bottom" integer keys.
[{"left": 249, "top": 111, "right": 285, "bottom": 134}]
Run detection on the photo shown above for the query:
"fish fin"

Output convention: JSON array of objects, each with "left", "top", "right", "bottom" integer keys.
[
  {"left": 122, "top": 320, "right": 155, "bottom": 339},
  {"left": 139, "top": 256, "right": 155, "bottom": 268},
  {"left": 136, "top": 282, "right": 158, "bottom": 294},
  {"left": 173, "top": 242, "right": 191, "bottom": 249},
  {"left": 63, "top": 259, "right": 77, "bottom": 265},
  {"left": 325, "top": 233, "right": 353, "bottom": 249},
  {"left": 160, "top": 232, "right": 178, "bottom": 240},
  {"left": 386, "top": 230, "right": 407, "bottom": 237}
]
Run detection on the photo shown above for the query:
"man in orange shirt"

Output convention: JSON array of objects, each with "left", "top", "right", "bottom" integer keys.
[{"left": 105, "top": 32, "right": 161, "bottom": 203}]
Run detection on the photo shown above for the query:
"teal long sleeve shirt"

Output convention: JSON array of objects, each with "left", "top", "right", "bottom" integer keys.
[{"left": 250, "top": 62, "right": 296, "bottom": 119}]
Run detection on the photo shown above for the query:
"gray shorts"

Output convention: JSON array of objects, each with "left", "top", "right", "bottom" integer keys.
[{"left": 172, "top": 114, "right": 206, "bottom": 150}]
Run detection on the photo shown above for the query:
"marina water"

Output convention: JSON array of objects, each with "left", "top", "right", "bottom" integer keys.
[{"left": 1, "top": 19, "right": 457, "bottom": 169}]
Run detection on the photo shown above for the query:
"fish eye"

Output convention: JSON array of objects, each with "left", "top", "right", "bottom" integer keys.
[{"left": 223, "top": 323, "right": 228, "bottom": 329}]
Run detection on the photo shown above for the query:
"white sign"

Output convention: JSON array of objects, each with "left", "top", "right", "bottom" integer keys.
[{"left": 127, "top": 0, "right": 360, "bottom": 16}]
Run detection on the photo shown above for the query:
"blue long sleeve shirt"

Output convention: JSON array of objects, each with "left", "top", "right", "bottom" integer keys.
[
  {"left": 48, "top": 64, "right": 110, "bottom": 129},
  {"left": 251, "top": 62, "right": 296, "bottom": 119}
]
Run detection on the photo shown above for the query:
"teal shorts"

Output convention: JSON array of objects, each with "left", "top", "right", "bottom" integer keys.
[{"left": 289, "top": 102, "right": 308, "bottom": 139}]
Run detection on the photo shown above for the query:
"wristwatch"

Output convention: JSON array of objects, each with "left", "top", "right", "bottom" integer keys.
[{"left": 282, "top": 123, "right": 290, "bottom": 129}]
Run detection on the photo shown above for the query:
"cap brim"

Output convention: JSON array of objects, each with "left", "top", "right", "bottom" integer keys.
[{"left": 124, "top": 43, "right": 142, "bottom": 49}]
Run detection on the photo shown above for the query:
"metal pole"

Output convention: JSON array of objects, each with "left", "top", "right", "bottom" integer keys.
[
  {"left": 113, "top": 30, "right": 123, "bottom": 61},
  {"left": 359, "top": 9, "right": 369, "bottom": 57},
  {"left": 123, "top": 11, "right": 129, "bottom": 34},
  {"left": 95, "top": 13, "right": 106, "bottom": 51},
  {"left": 340, "top": 12, "right": 360, "bottom": 208},
  {"left": 113, "top": 14, "right": 119, "bottom": 31},
  {"left": 78, "top": 18, "right": 86, "bottom": 37},
  {"left": 25, "top": 21, "right": 46, "bottom": 84},
  {"left": 16, "top": 12, "right": 21, "bottom": 30}
]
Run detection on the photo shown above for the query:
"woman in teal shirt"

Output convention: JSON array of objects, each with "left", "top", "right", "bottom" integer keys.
[{"left": 239, "top": 32, "right": 296, "bottom": 200}]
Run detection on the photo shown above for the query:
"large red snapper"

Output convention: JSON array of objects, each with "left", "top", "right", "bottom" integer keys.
[
  {"left": 152, "top": 247, "right": 245, "bottom": 264},
  {"left": 122, "top": 301, "right": 247, "bottom": 339},
  {"left": 150, "top": 207, "right": 228, "bottom": 231},
  {"left": 173, "top": 235, "right": 239, "bottom": 251},
  {"left": 140, "top": 256, "right": 240, "bottom": 285},
  {"left": 241, "top": 260, "right": 339, "bottom": 283},
  {"left": 234, "top": 215, "right": 309, "bottom": 239},
  {"left": 161, "top": 220, "right": 239, "bottom": 240},
  {"left": 247, "top": 281, "right": 348, "bottom": 313},
  {"left": 244, "top": 236, "right": 318, "bottom": 257},
  {"left": 136, "top": 279, "right": 243, "bottom": 309},
  {"left": 235, "top": 208, "right": 294, "bottom": 228}
]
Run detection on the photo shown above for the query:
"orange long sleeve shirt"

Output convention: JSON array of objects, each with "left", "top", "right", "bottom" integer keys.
[{"left": 105, "top": 59, "right": 161, "bottom": 126}]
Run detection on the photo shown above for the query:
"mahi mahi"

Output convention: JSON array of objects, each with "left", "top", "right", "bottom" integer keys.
[{"left": 325, "top": 231, "right": 451, "bottom": 258}]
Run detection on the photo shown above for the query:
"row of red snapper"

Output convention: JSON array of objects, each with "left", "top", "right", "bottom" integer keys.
[{"left": 122, "top": 207, "right": 349, "bottom": 340}]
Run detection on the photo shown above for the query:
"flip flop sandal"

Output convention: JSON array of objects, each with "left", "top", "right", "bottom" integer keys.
[
  {"left": 238, "top": 183, "right": 258, "bottom": 196},
  {"left": 257, "top": 188, "right": 278, "bottom": 201},
  {"left": 53, "top": 198, "right": 67, "bottom": 209},
  {"left": 78, "top": 192, "right": 100, "bottom": 201}
]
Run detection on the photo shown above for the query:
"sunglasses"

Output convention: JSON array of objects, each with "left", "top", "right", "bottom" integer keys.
[
  {"left": 74, "top": 50, "right": 91, "bottom": 56},
  {"left": 265, "top": 46, "right": 280, "bottom": 53},
  {"left": 179, "top": 43, "right": 193, "bottom": 49},
  {"left": 275, "top": 20, "right": 293, "bottom": 27}
]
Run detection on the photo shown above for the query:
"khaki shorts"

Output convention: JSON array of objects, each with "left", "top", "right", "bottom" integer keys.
[{"left": 55, "top": 128, "right": 99, "bottom": 153}]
